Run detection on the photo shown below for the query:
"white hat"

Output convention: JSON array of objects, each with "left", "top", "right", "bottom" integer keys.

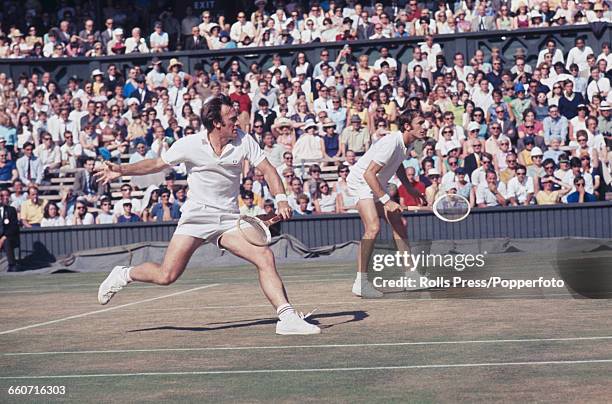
[
  {"left": 529, "top": 10, "right": 542, "bottom": 19},
  {"left": 427, "top": 168, "right": 440, "bottom": 176},
  {"left": 303, "top": 119, "right": 318, "bottom": 131},
  {"left": 530, "top": 146, "right": 543, "bottom": 157},
  {"left": 601, "top": 101, "right": 611, "bottom": 111},
  {"left": 113, "top": 28, "right": 123, "bottom": 36},
  {"left": 127, "top": 98, "right": 140, "bottom": 106},
  {"left": 91, "top": 69, "right": 103, "bottom": 77},
  {"left": 467, "top": 121, "right": 480, "bottom": 132}
]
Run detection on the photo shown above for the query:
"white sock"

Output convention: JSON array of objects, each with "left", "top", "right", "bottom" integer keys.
[
  {"left": 125, "top": 267, "right": 133, "bottom": 283},
  {"left": 277, "top": 303, "right": 295, "bottom": 321},
  {"left": 355, "top": 272, "right": 365, "bottom": 282}
]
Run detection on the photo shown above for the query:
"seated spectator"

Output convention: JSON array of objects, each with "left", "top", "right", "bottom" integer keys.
[
  {"left": 0, "top": 150, "right": 17, "bottom": 182},
  {"left": 239, "top": 177, "right": 263, "bottom": 208},
  {"left": 506, "top": 165, "right": 535, "bottom": 206},
  {"left": 425, "top": 168, "right": 443, "bottom": 206},
  {"left": 321, "top": 119, "right": 340, "bottom": 159},
  {"left": 66, "top": 199, "right": 95, "bottom": 225},
  {"left": 150, "top": 188, "right": 181, "bottom": 222},
  {"left": 340, "top": 115, "right": 370, "bottom": 157},
  {"left": 527, "top": 147, "right": 546, "bottom": 178},
  {"left": 72, "top": 157, "right": 105, "bottom": 206},
  {"left": 9, "top": 179, "right": 27, "bottom": 212},
  {"left": 239, "top": 190, "right": 264, "bottom": 217},
  {"left": 566, "top": 175, "right": 597, "bottom": 203},
  {"left": 293, "top": 120, "right": 324, "bottom": 162},
  {"left": 16, "top": 142, "right": 42, "bottom": 186},
  {"left": 312, "top": 180, "right": 337, "bottom": 214},
  {"left": 476, "top": 171, "right": 507, "bottom": 207},
  {"left": 399, "top": 167, "right": 426, "bottom": 207},
  {"left": 95, "top": 196, "right": 115, "bottom": 224},
  {"left": 60, "top": 131, "right": 83, "bottom": 169},
  {"left": 535, "top": 176, "right": 572, "bottom": 205},
  {"left": 293, "top": 194, "right": 313, "bottom": 216},
  {"left": 113, "top": 184, "right": 142, "bottom": 217},
  {"left": 116, "top": 201, "right": 141, "bottom": 223},
  {"left": 41, "top": 202, "right": 66, "bottom": 227},
  {"left": 20, "top": 185, "right": 47, "bottom": 227}
]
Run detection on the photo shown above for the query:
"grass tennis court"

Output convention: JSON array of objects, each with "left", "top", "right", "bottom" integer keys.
[{"left": 1, "top": 259, "right": 611, "bottom": 402}]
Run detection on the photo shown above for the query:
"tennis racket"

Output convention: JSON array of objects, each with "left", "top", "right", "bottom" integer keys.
[
  {"left": 431, "top": 194, "right": 471, "bottom": 222},
  {"left": 236, "top": 215, "right": 283, "bottom": 246}
]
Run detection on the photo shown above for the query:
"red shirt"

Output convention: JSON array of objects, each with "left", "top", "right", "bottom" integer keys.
[
  {"left": 230, "top": 92, "right": 252, "bottom": 114},
  {"left": 398, "top": 181, "right": 426, "bottom": 206}
]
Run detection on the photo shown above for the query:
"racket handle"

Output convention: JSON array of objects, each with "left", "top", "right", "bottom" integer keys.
[{"left": 264, "top": 215, "right": 283, "bottom": 226}]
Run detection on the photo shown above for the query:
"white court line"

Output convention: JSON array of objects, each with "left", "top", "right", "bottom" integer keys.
[
  {"left": 4, "top": 335, "right": 612, "bottom": 356},
  {"left": 1, "top": 358, "right": 612, "bottom": 379},
  {"left": 0, "top": 284, "right": 220, "bottom": 336}
]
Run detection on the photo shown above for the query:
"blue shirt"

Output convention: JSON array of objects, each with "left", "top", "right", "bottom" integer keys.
[
  {"left": 566, "top": 191, "right": 597, "bottom": 203},
  {"left": 0, "top": 125, "right": 17, "bottom": 146},
  {"left": 0, "top": 161, "right": 16, "bottom": 181},
  {"left": 151, "top": 202, "right": 181, "bottom": 222},
  {"left": 543, "top": 116, "right": 569, "bottom": 144},
  {"left": 323, "top": 134, "right": 339, "bottom": 157},
  {"left": 117, "top": 213, "right": 141, "bottom": 223},
  {"left": 328, "top": 108, "right": 347, "bottom": 133}
]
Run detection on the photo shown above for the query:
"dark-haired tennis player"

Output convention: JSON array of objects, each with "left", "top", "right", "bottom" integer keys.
[
  {"left": 95, "top": 96, "right": 320, "bottom": 335},
  {"left": 346, "top": 112, "right": 427, "bottom": 298}
]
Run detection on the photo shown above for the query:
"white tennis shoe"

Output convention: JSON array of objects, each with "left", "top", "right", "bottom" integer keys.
[
  {"left": 98, "top": 266, "right": 131, "bottom": 305},
  {"left": 352, "top": 278, "right": 384, "bottom": 298},
  {"left": 276, "top": 310, "right": 321, "bottom": 335}
]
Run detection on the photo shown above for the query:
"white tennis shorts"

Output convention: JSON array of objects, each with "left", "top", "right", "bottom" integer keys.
[
  {"left": 174, "top": 201, "right": 240, "bottom": 247},
  {"left": 346, "top": 177, "right": 375, "bottom": 200}
]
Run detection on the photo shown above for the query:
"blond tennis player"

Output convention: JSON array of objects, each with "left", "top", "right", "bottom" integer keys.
[
  {"left": 96, "top": 95, "right": 319, "bottom": 335},
  {"left": 346, "top": 112, "right": 427, "bottom": 298}
]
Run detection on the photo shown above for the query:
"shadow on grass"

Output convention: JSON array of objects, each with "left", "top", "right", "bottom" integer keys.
[{"left": 126, "top": 310, "right": 368, "bottom": 333}]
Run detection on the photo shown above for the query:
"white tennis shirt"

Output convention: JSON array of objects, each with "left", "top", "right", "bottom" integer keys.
[
  {"left": 347, "top": 132, "right": 408, "bottom": 189},
  {"left": 162, "top": 129, "right": 266, "bottom": 211}
]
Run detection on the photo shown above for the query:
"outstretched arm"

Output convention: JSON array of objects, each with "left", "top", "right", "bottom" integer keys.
[
  {"left": 396, "top": 165, "right": 425, "bottom": 205},
  {"left": 95, "top": 157, "right": 169, "bottom": 184},
  {"left": 257, "top": 158, "right": 292, "bottom": 220}
]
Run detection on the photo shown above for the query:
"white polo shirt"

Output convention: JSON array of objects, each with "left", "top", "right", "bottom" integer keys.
[
  {"left": 506, "top": 176, "right": 534, "bottom": 204},
  {"left": 162, "top": 129, "right": 266, "bottom": 212},
  {"left": 347, "top": 132, "right": 407, "bottom": 190}
]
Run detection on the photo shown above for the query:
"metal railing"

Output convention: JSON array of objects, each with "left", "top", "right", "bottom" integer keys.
[{"left": 1, "top": 24, "right": 609, "bottom": 87}]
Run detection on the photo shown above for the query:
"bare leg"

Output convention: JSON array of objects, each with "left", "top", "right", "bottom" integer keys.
[
  {"left": 356, "top": 198, "right": 381, "bottom": 273},
  {"left": 385, "top": 209, "right": 411, "bottom": 256},
  {"left": 129, "top": 235, "right": 203, "bottom": 285},
  {"left": 218, "top": 230, "right": 289, "bottom": 309}
]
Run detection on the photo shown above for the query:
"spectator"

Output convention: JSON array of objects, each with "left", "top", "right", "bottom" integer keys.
[
  {"left": 506, "top": 165, "right": 535, "bottom": 206},
  {"left": 41, "top": 202, "right": 66, "bottom": 227},
  {"left": 0, "top": 150, "right": 18, "bottom": 182},
  {"left": 66, "top": 198, "right": 94, "bottom": 225},
  {"left": 96, "top": 196, "right": 115, "bottom": 224},
  {"left": 20, "top": 185, "right": 47, "bottom": 227},
  {"left": 149, "top": 22, "right": 169, "bottom": 53},
  {"left": 312, "top": 180, "right": 337, "bottom": 214},
  {"left": 150, "top": 188, "right": 180, "bottom": 221},
  {"left": 72, "top": 157, "right": 105, "bottom": 205},
  {"left": 16, "top": 142, "right": 42, "bottom": 186},
  {"left": 340, "top": 115, "right": 370, "bottom": 157},
  {"left": 398, "top": 166, "right": 426, "bottom": 207},
  {"left": 536, "top": 176, "right": 572, "bottom": 205},
  {"left": 116, "top": 201, "right": 141, "bottom": 223},
  {"left": 476, "top": 171, "right": 507, "bottom": 207},
  {"left": 293, "top": 194, "right": 314, "bottom": 215},
  {"left": 113, "top": 184, "right": 141, "bottom": 217},
  {"left": 566, "top": 175, "right": 597, "bottom": 203},
  {"left": 293, "top": 120, "right": 324, "bottom": 162},
  {"left": 425, "top": 168, "right": 442, "bottom": 206},
  {"left": 239, "top": 190, "right": 264, "bottom": 217},
  {"left": 0, "top": 188, "right": 20, "bottom": 271}
]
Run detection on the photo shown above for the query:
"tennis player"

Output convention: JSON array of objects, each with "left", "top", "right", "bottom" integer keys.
[
  {"left": 347, "top": 112, "right": 426, "bottom": 298},
  {"left": 95, "top": 95, "right": 320, "bottom": 335}
]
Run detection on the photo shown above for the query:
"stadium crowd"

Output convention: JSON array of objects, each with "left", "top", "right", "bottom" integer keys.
[
  {"left": 0, "top": 0, "right": 611, "bottom": 57},
  {"left": 0, "top": 1, "right": 610, "bottom": 229}
]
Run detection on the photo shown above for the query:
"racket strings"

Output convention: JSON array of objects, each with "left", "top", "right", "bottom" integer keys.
[
  {"left": 238, "top": 216, "right": 271, "bottom": 246},
  {"left": 434, "top": 195, "right": 470, "bottom": 222}
]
